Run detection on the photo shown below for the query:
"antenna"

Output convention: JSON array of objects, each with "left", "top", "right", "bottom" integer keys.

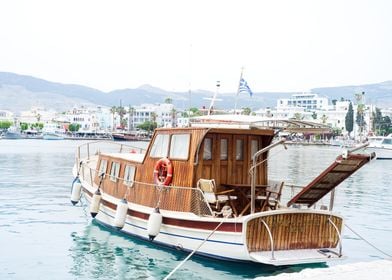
[{"left": 207, "top": 81, "right": 221, "bottom": 115}]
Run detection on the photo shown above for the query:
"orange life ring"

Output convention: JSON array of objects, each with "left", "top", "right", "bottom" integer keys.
[{"left": 153, "top": 158, "right": 173, "bottom": 186}]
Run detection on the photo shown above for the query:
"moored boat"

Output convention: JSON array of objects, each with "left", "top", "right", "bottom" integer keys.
[
  {"left": 366, "top": 134, "right": 392, "bottom": 160},
  {"left": 3, "top": 126, "right": 22, "bottom": 139},
  {"left": 71, "top": 119, "right": 374, "bottom": 266}
]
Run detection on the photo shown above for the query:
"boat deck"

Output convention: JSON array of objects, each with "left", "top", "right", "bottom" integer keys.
[{"left": 250, "top": 248, "right": 344, "bottom": 266}]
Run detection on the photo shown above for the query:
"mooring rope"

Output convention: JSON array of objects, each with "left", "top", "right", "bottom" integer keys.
[
  {"left": 163, "top": 214, "right": 230, "bottom": 280},
  {"left": 345, "top": 223, "right": 392, "bottom": 259}
]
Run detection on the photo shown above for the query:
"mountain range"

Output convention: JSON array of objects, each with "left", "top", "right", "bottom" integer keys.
[{"left": 1, "top": 71, "right": 392, "bottom": 113}]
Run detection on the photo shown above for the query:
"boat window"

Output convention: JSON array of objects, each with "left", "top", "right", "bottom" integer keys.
[
  {"left": 150, "top": 134, "right": 170, "bottom": 158},
  {"left": 236, "top": 139, "right": 244, "bottom": 160},
  {"left": 220, "top": 139, "right": 228, "bottom": 160},
  {"left": 123, "top": 165, "right": 136, "bottom": 187},
  {"left": 251, "top": 139, "right": 258, "bottom": 158},
  {"left": 109, "top": 161, "right": 121, "bottom": 182},
  {"left": 383, "top": 139, "right": 392, "bottom": 145},
  {"left": 169, "top": 134, "right": 190, "bottom": 160},
  {"left": 98, "top": 159, "right": 107, "bottom": 178},
  {"left": 203, "top": 138, "right": 212, "bottom": 160}
]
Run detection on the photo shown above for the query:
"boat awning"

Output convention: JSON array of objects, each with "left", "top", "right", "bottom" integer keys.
[{"left": 287, "top": 152, "right": 375, "bottom": 207}]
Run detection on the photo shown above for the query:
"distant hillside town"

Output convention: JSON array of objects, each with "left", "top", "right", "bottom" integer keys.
[{"left": 1, "top": 91, "right": 392, "bottom": 140}]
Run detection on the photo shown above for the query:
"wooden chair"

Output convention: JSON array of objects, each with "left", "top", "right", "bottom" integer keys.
[
  {"left": 260, "top": 181, "right": 284, "bottom": 211},
  {"left": 197, "top": 179, "right": 238, "bottom": 216}
]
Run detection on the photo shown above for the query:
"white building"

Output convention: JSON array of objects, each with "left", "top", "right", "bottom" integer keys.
[
  {"left": 0, "top": 110, "right": 13, "bottom": 122},
  {"left": 128, "top": 103, "right": 176, "bottom": 129},
  {"left": 19, "top": 107, "right": 58, "bottom": 124},
  {"left": 277, "top": 93, "right": 329, "bottom": 111},
  {"left": 65, "top": 106, "right": 100, "bottom": 131}
]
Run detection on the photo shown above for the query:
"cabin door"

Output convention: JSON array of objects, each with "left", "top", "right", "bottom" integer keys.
[{"left": 232, "top": 135, "right": 248, "bottom": 184}]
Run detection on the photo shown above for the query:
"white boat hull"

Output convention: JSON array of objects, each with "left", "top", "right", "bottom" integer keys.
[
  {"left": 78, "top": 174, "right": 344, "bottom": 265},
  {"left": 367, "top": 147, "right": 392, "bottom": 160}
]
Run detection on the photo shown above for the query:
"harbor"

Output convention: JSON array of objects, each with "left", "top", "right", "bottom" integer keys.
[{"left": 1, "top": 139, "right": 391, "bottom": 279}]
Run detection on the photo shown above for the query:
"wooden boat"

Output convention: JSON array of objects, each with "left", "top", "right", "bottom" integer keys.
[
  {"left": 112, "top": 131, "right": 150, "bottom": 142},
  {"left": 71, "top": 119, "right": 374, "bottom": 266}
]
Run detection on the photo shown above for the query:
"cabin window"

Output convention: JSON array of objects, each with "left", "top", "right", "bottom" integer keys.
[
  {"left": 251, "top": 139, "right": 259, "bottom": 158},
  {"left": 109, "top": 161, "right": 121, "bottom": 182},
  {"left": 203, "top": 138, "right": 212, "bottom": 160},
  {"left": 169, "top": 134, "right": 190, "bottom": 160},
  {"left": 150, "top": 134, "right": 170, "bottom": 158},
  {"left": 98, "top": 159, "right": 108, "bottom": 178},
  {"left": 220, "top": 139, "right": 228, "bottom": 160},
  {"left": 123, "top": 165, "right": 136, "bottom": 187},
  {"left": 236, "top": 139, "right": 244, "bottom": 160}
]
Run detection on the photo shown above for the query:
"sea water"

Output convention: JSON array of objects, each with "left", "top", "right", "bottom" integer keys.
[{"left": 0, "top": 140, "right": 391, "bottom": 279}]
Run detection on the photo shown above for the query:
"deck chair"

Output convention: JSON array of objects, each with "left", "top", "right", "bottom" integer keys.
[
  {"left": 197, "top": 179, "right": 237, "bottom": 216},
  {"left": 260, "top": 181, "right": 284, "bottom": 211}
]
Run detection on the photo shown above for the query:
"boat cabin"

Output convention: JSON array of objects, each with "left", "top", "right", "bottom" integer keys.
[{"left": 94, "top": 127, "right": 276, "bottom": 216}]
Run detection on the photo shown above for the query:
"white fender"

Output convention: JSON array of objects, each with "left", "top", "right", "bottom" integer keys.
[
  {"left": 113, "top": 198, "right": 129, "bottom": 229},
  {"left": 90, "top": 189, "right": 102, "bottom": 218},
  {"left": 70, "top": 178, "right": 82, "bottom": 205},
  {"left": 147, "top": 208, "right": 162, "bottom": 241}
]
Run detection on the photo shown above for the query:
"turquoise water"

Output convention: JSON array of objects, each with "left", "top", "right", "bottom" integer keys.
[{"left": 0, "top": 140, "right": 391, "bottom": 279}]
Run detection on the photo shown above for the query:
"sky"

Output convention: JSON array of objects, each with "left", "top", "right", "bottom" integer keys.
[{"left": 1, "top": 0, "right": 392, "bottom": 93}]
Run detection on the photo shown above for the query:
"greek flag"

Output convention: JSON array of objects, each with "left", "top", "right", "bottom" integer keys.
[{"left": 238, "top": 78, "right": 253, "bottom": 96}]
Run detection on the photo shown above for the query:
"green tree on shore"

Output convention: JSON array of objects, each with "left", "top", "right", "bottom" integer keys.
[{"left": 345, "top": 102, "right": 354, "bottom": 137}]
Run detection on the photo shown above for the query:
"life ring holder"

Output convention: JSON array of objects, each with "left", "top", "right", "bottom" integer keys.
[{"left": 153, "top": 158, "right": 173, "bottom": 186}]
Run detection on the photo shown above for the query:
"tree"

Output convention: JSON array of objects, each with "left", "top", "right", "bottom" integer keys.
[
  {"left": 321, "top": 114, "right": 328, "bottom": 124},
  {"left": 311, "top": 112, "right": 317, "bottom": 120},
  {"left": 137, "top": 121, "right": 157, "bottom": 132},
  {"left": 373, "top": 107, "right": 382, "bottom": 135},
  {"left": 345, "top": 102, "right": 354, "bottom": 137},
  {"left": 242, "top": 107, "right": 251, "bottom": 115},
  {"left": 128, "top": 106, "right": 135, "bottom": 131},
  {"left": 164, "top": 97, "right": 173, "bottom": 104},
  {"left": 189, "top": 107, "right": 202, "bottom": 116},
  {"left": 110, "top": 106, "right": 117, "bottom": 131},
  {"left": 117, "top": 106, "right": 127, "bottom": 129},
  {"left": 20, "top": 122, "right": 29, "bottom": 131},
  {"left": 380, "top": 116, "right": 392, "bottom": 135},
  {"left": 293, "top": 112, "right": 303, "bottom": 120},
  {"left": 69, "top": 123, "right": 81, "bottom": 132},
  {"left": 0, "top": 121, "right": 12, "bottom": 129},
  {"left": 171, "top": 108, "right": 176, "bottom": 127}
]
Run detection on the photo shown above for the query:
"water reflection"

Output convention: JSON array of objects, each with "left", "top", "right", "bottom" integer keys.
[{"left": 69, "top": 222, "right": 321, "bottom": 280}]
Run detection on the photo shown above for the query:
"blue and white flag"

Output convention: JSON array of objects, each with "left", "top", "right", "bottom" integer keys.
[{"left": 238, "top": 78, "right": 253, "bottom": 97}]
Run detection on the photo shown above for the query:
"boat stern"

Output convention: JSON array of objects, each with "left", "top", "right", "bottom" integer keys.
[{"left": 243, "top": 210, "right": 345, "bottom": 266}]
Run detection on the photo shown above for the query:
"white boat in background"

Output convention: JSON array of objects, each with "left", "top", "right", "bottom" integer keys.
[
  {"left": 42, "top": 132, "right": 64, "bottom": 140},
  {"left": 366, "top": 134, "right": 392, "bottom": 160},
  {"left": 42, "top": 123, "right": 65, "bottom": 140},
  {"left": 71, "top": 117, "right": 375, "bottom": 266},
  {"left": 2, "top": 126, "right": 22, "bottom": 139}
]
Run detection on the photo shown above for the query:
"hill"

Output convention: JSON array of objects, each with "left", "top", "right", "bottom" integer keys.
[{"left": 0, "top": 71, "right": 391, "bottom": 113}]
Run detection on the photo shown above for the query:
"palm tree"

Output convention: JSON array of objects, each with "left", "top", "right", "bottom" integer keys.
[
  {"left": 151, "top": 112, "right": 158, "bottom": 127},
  {"left": 110, "top": 106, "right": 117, "bottom": 131},
  {"left": 171, "top": 108, "right": 176, "bottom": 127},
  {"left": 128, "top": 106, "right": 135, "bottom": 131},
  {"left": 117, "top": 106, "right": 127, "bottom": 129}
]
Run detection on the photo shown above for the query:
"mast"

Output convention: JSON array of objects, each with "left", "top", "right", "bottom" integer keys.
[{"left": 207, "top": 81, "right": 221, "bottom": 115}]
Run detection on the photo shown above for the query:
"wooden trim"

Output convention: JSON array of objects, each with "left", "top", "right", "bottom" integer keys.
[{"left": 84, "top": 189, "right": 242, "bottom": 232}]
